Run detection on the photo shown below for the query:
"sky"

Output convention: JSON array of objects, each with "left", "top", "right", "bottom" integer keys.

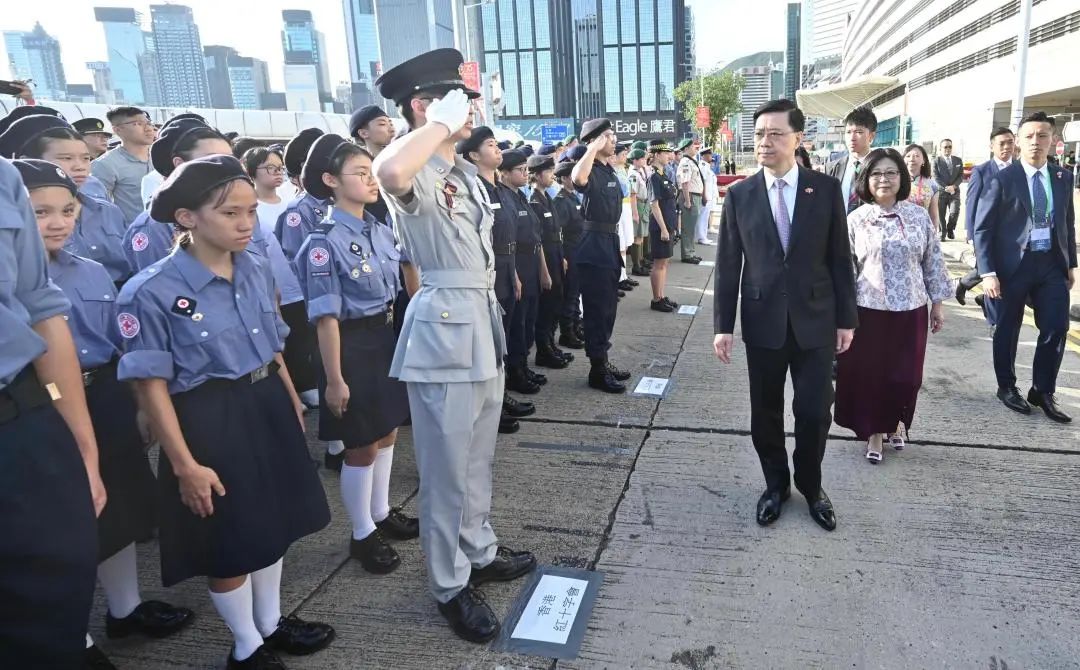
[{"left": 2, "top": 0, "right": 788, "bottom": 92}]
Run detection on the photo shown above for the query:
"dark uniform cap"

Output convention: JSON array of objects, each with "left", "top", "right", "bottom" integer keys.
[
  {"left": 615, "top": 142, "right": 631, "bottom": 155},
  {"left": 498, "top": 149, "right": 527, "bottom": 171},
  {"left": 526, "top": 154, "right": 554, "bottom": 173},
  {"left": 496, "top": 140, "right": 512, "bottom": 151},
  {"left": 677, "top": 138, "right": 694, "bottom": 151},
  {"left": 699, "top": 147, "right": 713, "bottom": 156},
  {"left": 519, "top": 145, "right": 534, "bottom": 158},
  {"left": 632, "top": 140, "right": 648, "bottom": 151},
  {"left": 73, "top": 117, "right": 111, "bottom": 136},
  {"left": 565, "top": 145, "right": 588, "bottom": 162},
  {"left": 300, "top": 133, "right": 351, "bottom": 201},
  {"left": 0, "top": 104, "right": 65, "bottom": 137},
  {"left": 0, "top": 114, "right": 73, "bottom": 159},
  {"left": 151, "top": 118, "right": 211, "bottom": 178},
  {"left": 149, "top": 154, "right": 252, "bottom": 224},
  {"left": 284, "top": 128, "right": 325, "bottom": 178},
  {"left": 348, "top": 105, "right": 389, "bottom": 137},
  {"left": 553, "top": 160, "right": 576, "bottom": 178},
  {"left": 537, "top": 144, "right": 559, "bottom": 156},
  {"left": 649, "top": 142, "right": 674, "bottom": 153},
  {"left": 12, "top": 158, "right": 78, "bottom": 197},
  {"left": 579, "top": 118, "right": 612, "bottom": 143},
  {"left": 513, "top": 140, "right": 525, "bottom": 148},
  {"left": 455, "top": 125, "right": 496, "bottom": 156},
  {"left": 627, "top": 149, "right": 647, "bottom": 161},
  {"left": 162, "top": 112, "right": 206, "bottom": 127},
  {"left": 375, "top": 48, "right": 481, "bottom": 104}
]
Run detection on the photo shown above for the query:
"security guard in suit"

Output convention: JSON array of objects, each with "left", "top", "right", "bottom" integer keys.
[{"left": 572, "top": 119, "right": 632, "bottom": 393}]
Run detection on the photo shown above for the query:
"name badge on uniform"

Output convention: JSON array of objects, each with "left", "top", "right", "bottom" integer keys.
[
  {"left": 607, "top": 182, "right": 617, "bottom": 188},
  {"left": 1030, "top": 227, "right": 1051, "bottom": 242},
  {"left": 171, "top": 296, "right": 197, "bottom": 317},
  {"left": 544, "top": 212, "right": 553, "bottom": 218},
  {"left": 518, "top": 210, "right": 528, "bottom": 217},
  {"left": 490, "top": 203, "right": 502, "bottom": 210},
  {"left": 349, "top": 241, "right": 367, "bottom": 258}
]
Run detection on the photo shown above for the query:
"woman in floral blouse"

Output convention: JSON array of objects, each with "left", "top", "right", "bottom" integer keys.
[
  {"left": 835, "top": 148, "right": 953, "bottom": 463},
  {"left": 902, "top": 143, "right": 941, "bottom": 231}
]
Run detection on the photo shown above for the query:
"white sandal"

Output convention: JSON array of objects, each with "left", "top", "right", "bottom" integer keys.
[
  {"left": 887, "top": 424, "right": 907, "bottom": 451},
  {"left": 865, "top": 437, "right": 883, "bottom": 464}
]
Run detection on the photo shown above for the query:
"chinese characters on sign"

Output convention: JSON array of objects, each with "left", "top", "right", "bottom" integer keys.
[
  {"left": 632, "top": 376, "right": 670, "bottom": 397},
  {"left": 511, "top": 575, "right": 589, "bottom": 645},
  {"left": 612, "top": 117, "right": 678, "bottom": 139}
]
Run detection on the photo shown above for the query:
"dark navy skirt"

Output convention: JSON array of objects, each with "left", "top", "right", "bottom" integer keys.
[
  {"left": 163, "top": 371, "right": 330, "bottom": 586},
  {"left": 318, "top": 314, "right": 409, "bottom": 446}
]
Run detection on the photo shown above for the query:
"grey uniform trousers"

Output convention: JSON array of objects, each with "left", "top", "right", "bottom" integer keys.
[{"left": 407, "top": 372, "right": 503, "bottom": 602}]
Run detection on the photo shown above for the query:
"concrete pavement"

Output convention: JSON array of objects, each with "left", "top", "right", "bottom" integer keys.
[{"left": 90, "top": 242, "right": 1080, "bottom": 669}]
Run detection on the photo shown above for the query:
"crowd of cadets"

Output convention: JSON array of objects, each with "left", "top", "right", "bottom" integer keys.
[{"left": 0, "top": 47, "right": 718, "bottom": 670}]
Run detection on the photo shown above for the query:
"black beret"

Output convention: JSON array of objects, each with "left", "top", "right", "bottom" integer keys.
[
  {"left": 150, "top": 154, "right": 252, "bottom": 224},
  {"left": 456, "top": 125, "right": 495, "bottom": 157},
  {"left": 526, "top": 154, "right": 554, "bottom": 173},
  {"left": 73, "top": 118, "right": 111, "bottom": 136},
  {"left": 565, "top": 145, "right": 588, "bottom": 162},
  {"left": 513, "top": 140, "right": 525, "bottom": 148},
  {"left": 162, "top": 112, "right": 206, "bottom": 127},
  {"left": 12, "top": 158, "right": 78, "bottom": 197},
  {"left": 0, "top": 105, "right": 65, "bottom": 137},
  {"left": 537, "top": 144, "right": 558, "bottom": 156},
  {"left": 301, "top": 133, "right": 350, "bottom": 201},
  {"left": 615, "top": 142, "right": 630, "bottom": 154},
  {"left": 519, "top": 145, "right": 534, "bottom": 158},
  {"left": 375, "top": 48, "right": 480, "bottom": 104},
  {"left": 553, "top": 160, "right": 575, "bottom": 178},
  {"left": 579, "top": 118, "right": 612, "bottom": 143},
  {"left": 498, "top": 149, "right": 527, "bottom": 171},
  {"left": 151, "top": 118, "right": 211, "bottom": 178},
  {"left": 349, "top": 105, "right": 389, "bottom": 137},
  {"left": 496, "top": 140, "right": 512, "bottom": 151},
  {"left": 0, "top": 115, "right": 73, "bottom": 158},
  {"left": 284, "top": 128, "right": 324, "bottom": 177}
]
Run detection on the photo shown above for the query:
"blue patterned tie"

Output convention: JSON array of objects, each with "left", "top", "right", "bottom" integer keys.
[{"left": 1030, "top": 172, "right": 1050, "bottom": 252}]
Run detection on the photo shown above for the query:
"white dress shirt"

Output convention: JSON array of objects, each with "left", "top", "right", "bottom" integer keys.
[
  {"left": 840, "top": 154, "right": 864, "bottom": 208},
  {"left": 762, "top": 163, "right": 799, "bottom": 225},
  {"left": 993, "top": 157, "right": 1011, "bottom": 171}
]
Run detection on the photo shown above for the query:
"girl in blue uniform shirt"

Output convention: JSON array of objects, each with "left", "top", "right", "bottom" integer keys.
[
  {"left": 116, "top": 154, "right": 334, "bottom": 670},
  {"left": 0, "top": 114, "right": 130, "bottom": 287},
  {"left": 294, "top": 135, "right": 419, "bottom": 573},
  {"left": 13, "top": 158, "right": 195, "bottom": 670}
]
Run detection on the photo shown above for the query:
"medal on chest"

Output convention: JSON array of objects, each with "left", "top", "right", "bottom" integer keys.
[{"left": 437, "top": 179, "right": 459, "bottom": 212}]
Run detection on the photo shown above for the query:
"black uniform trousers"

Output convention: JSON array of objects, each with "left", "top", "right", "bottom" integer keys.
[
  {"left": 562, "top": 241, "right": 582, "bottom": 323},
  {"left": 744, "top": 323, "right": 834, "bottom": 498},
  {"left": 281, "top": 300, "right": 319, "bottom": 393},
  {"left": 993, "top": 249, "right": 1069, "bottom": 394},
  {"left": 577, "top": 262, "right": 620, "bottom": 360},
  {"left": 495, "top": 255, "right": 517, "bottom": 353},
  {"left": 938, "top": 190, "right": 960, "bottom": 235},
  {"left": 537, "top": 241, "right": 564, "bottom": 342},
  {"left": 509, "top": 250, "right": 540, "bottom": 367}
]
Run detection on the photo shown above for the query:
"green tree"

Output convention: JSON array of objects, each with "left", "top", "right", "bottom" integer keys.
[{"left": 674, "top": 70, "right": 744, "bottom": 147}]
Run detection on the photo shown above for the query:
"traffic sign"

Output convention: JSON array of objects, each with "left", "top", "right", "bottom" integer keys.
[
  {"left": 695, "top": 106, "right": 710, "bottom": 128},
  {"left": 1064, "top": 121, "right": 1080, "bottom": 142},
  {"left": 1055, "top": 140, "right": 1065, "bottom": 157},
  {"left": 540, "top": 122, "right": 572, "bottom": 144}
]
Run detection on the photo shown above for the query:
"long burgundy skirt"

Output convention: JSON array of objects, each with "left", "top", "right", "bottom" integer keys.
[{"left": 835, "top": 305, "right": 929, "bottom": 441}]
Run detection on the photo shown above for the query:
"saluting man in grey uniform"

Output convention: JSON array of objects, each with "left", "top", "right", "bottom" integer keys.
[{"left": 372, "top": 48, "right": 537, "bottom": 644}]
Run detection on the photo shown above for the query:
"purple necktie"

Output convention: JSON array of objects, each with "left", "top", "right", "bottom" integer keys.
[{"left": 774, "top": 178, "right": 790, "bottom": 253}]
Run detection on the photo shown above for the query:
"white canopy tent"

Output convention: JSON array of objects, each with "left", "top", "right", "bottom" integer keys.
[{"left": 796, "top": 76, "right": 900, "bottom": 119}]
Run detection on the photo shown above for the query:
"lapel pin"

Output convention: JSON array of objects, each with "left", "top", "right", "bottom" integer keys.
[{"left": 804, "top": 187, "right": 814, "bottom": 193}]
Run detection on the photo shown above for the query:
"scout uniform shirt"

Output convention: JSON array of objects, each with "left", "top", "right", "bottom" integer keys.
[
  {"left": 66, "top": 193, "right": 130, "bottom": 284},
  {"left": 574, "top": 160, "right": 623, "bottom": 268},
  {"left": 48, "top": 250, "right": 122, "bottom": 368},
  {"left": 123, "top": 211, "right": 175, "bottom": 274},
  {"left": 381, "top": 153, "right": 506, "bottom": 383},
  {"left": 274, "top": 192, "right": 328, "bottom": 262}
]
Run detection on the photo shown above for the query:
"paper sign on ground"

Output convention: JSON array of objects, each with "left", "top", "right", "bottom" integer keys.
[
  {"left": 633, "top": 377, "right": 670, "bottom": 396},
  {"left": 510, "top": 575, "right": 589, "bottom": 645},
  {"left": 699, "top": 260, "right": 715, "bottom": 267},
  {"left": 677, "top": 305, "right": 699, "bottom": 315}
]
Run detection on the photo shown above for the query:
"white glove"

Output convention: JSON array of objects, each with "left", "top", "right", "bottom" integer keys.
[{"left": 425, "top": 89, "right": 471, "bottom": 135}]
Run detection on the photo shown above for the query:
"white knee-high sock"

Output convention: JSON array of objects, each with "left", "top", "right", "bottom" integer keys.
[
  {"left": 327, "top": 439, "right": 345, "bottom": 456},
  {"left": 341, "top": 464, "right": 376, "bottom": 540},
  {"left": 86, "top": 633, "right": 94, "bottom": 649},
  {"left": 209, "top": 577, "right": 263, "bottom": 662},
  {"left": 97, "top": 542, "right": 141, "bottom": 619},
  {"left": 250, "top": 559, "right": 283, "bottom": 638},
  {"left": 371, "top": 446, "right": 394, "bottom": 522}
]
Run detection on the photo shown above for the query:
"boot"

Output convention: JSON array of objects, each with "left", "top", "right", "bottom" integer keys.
[
  {"left": 535, "top": 341, "right": 569, "bottom": 369},
  {"left": 503, "top": 393, "right": 535, "bottom": 417},
  {"left": 559, "top": 320, "right": 584, "bottom": 349},
  {"left": 498, "top": 413, "right": 520, "bottom": 433},
  {"left": 506, "top": 364, "right": 541, "bottom": 394},
  {"left": 606, "top": 361, "right": 632, "bottom": 381},
  {"left": 525, "top": 366, "right": 548, "bottom": 386},
  {"left": 588, "top": 358, "right": 626, "bottom": 394},
  {"left": 573, "top": 318, "right": 585, "bottom": 341},
  {"left": 549, "top": 337, "right": 574, "bottom": 363}
]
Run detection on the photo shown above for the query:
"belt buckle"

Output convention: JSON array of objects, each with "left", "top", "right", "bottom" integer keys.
[
  {"left": 385, "top": 308, "right": 394, "bottom": 325},
  {"left": 509, "top": 241, "right": 516, "bottom": 253},
  {"left": 249, "top": 365, "right": 269, "bottom": 383},
  {"left": 82, "top": 370, "right": 94, "bottom": 387}
]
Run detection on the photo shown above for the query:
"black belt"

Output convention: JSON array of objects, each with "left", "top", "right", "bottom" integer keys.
[
  {"left": 492, "top": 241, "right": 517, "bottom": 255},
  {"left": 516, "top": 242, "right": 542, "bottom": 255},
  {"left": 542, "top": 234, "right": 563, "bottom": 244},
  {"left": 582, "top": 222, "right": 619, "bottom": 234},
  {"left": 341, "top": 308, "right": 394, "bottom": 331},
  {"left": 0, "top": 365, "right": 52, "bottom": 425},
  {"left": 82, "top": 359, "right": 118, "bottom": 388}
]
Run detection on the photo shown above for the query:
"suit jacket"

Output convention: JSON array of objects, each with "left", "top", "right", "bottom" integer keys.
[
  {"left": 964, "top": 160, "right": 1001, "bottom": 240},
  {"left": 973, "top": 161, "right": 1077, "bottom": 280},
  {"left": 824, "top": 155, "right": 849, "bottom": 182},
  {"left": 714, "top": 167, "right": 859, "bottom": 350},
  {"left": 934, "top": 155, "right": 964, "bottom": 190}
]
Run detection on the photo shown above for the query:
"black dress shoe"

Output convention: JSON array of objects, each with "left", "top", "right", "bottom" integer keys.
[
  {"left": 997, "top": 386, "right": 1032, "bottom": 414},
  {"left": 606, "top": 361, "right": 631, "bottom": 381},
  {"left": 551, "top": 343, "right": 574, "bottom": 363},
  {"left": 682, "top": 257, "right": 701, "bottom": 264},
  {"left": 807, "top": 489, "right": 837, "bottom": 531},
  {"left": 437, "top": 586, "right": 500, "bottom": 643},
  {"left": 1027, "top": 389, "right": 1072, "bottom": 423},
  {"left": 558, "top": 331, "right": 585, "bottom": 349},
  {"left": 617, "top": 290, "right": 626, "bottom": 298},
  {"left": 618, "top": 279, "right": 635, "bottom": 291},
  {"left": 947, "top": 230, "right": 955, "bottom": 240},
  {"left": 324, "top": 450, "right": 343, "bottom": 473},
  {"left": 755, "top": 487, "right": 790, "bottom": 526},
  {"left": 499, "top": 415, "right": 520, "bottom": 433},
  {"left": 84, "top": 645, "right": 117, "bottom": 670},
  {"left": 506, "top": 366, "right": 541, "bottom": 394},
  {"left": 626, "top": 278, "right": 640, "bottom": 287},
  {"left": 105, "top": 600, "right": 194, "bottom": 639},
  {"left": 470, "top": 546, "right": 537, "bottom": 585},
  {"left": 263, "top": 615, "right": 335, "bottom": 656},
  {"left": 503, "top": 394, "right": 535, "bottom": 417},
  {"left": 631, "top": 265, "right": 650, "bottom": 277},
  {"left": 349, "top": 530, "right": 400, "bottom": 574},
  {"left": 226, "top": 645, "right": 286, "bottom": 669},
  {"left": 525, "top": 367, "right": 548, "bottom": 386},
  {"left": 974, "top": 293, "right": 986, "bottom": 309},
  {"left": 376, "top": 508, "right": 420, "bottom": 540},
  {"left": 662, "top": 296, "right": 679, "bottom": 308},
  {"left": 651, "top": 299, "right": 674, "bottom": 312},
  {"left": 588, "top": 364, "right": 626, "bottom": 393},
  {"left": 535, "top": 347, "right": 570, "bottom": 369},
  {"left": 955, "top": 282, "right": 967, "bottom": 306}
]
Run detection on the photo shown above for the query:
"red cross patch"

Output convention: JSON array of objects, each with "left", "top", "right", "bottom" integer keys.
[
  {"left": 309, "top": 246, "right": 330, "bottom": 267},
  {"left": 132, "top": 232, "right": 149, "bottom": 252},
  {"left": 286, "top": 211, "right": 302, "bottom": 228},
  {"left": 117, "top": 312, "right": 140, "bottom": 339}
]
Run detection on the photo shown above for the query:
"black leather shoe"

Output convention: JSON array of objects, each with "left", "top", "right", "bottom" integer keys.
[
  {"left": 552, "top": 345, "right": 574, "bottom": 363},
  {"left": 974, "top": 293, "right": 985, "bottom": 309},
  {"left": 682, "top": 257, "right": 701, "bottom": 264},
  {"left": 499, "top": 414, "right": 520, "bottom": 433},
  {"left": 606, "top": 361, "right": 631, "bottom": 381},
  {"left": 263, "top": 615, "right": 335, "bottom": 656},
  {"left": 376, "top": 508, "right": 420, "bottom": 540},
  {"left": 105, "top": 600, "right": 194, "bottom": 639},
  {"left": 651, "top": 299, "right": 674, "bottom": 313},
  {"left": 1028, "top": 389, "right": 1072, "bottom": 423},
  {"left": 503, "top": 394, "right": 535, "bottom": 417},
  {"left": 437, "top": 586, "right": 500, "bottom": 643},
  {"left": 349, "top": 530, "right": 400, "bottom": 574},
  {"left": 626, "top": 278, "right": 640, "bottom": 287},
  {"left": 947, "top": 230, "right": 955, "bottom": 240},
  {"left": 807, "top": 489, "right": 837, "bottom": 531},
  {"left": 997, "top": 386, "right": 1032, "bottom": 414},
  {"left": 662, "top": 296, "right": 679, "bottom": 308},
  {"left": 631, "top": 265, "right": 650, "bottom": 277},
  {"left": 617, "top": 290, "right": 626, "bottom": 298},
  {"left": 955, "top": 282, "right": 967, "bottom": 305},
  {"left": 755, "top": 487, "right": 790, "bottom": 526},
  {"left": 618, "top": 279, "right": 635, "bottom": 291},
  {"left": 558, "top": 330, "right": 585, "bottom": 349},
  {"left": 506, "top": 365, "right": 541, "bottom": 394},
  {"left": 324, "top": 450, "right": 343, "bottom": 473},
  {"left": 84, "top": 645, "right": 117, "bottom": 670},
  {"left": 226, "top": 645, "right": 286, "bottom": 669},
  {"left": 525, "top": 367, "right": 548, "bottom": 386},
  {"left": 535, "top": 347, "right": 570, "bottom": 369},
  {"left": 588, "top": 362, "right": 626, "bottom": 393},
  {"left": 470, "top": 546, "right": 537, "bottom": 585}
]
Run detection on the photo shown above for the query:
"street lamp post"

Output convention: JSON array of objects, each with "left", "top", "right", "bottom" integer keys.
[{"left": 461, "top": 0, "right": 495, "bottom": 64}]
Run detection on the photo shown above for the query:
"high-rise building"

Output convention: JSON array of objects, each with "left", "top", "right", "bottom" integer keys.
[
  {"left": 150, "top": 4, "right": 211, "bottom": 107},
  {"left": 342, "top": 0, "right": 381, "bottom": 109},
  {"left": 86, "top": 61, "right": 117, "bottom": 104},
  {"left": 682, "top": 4, "right": 695, "bottom": 82},
  {"left": 139, "top": 31, "right": 163, "bottom": 106},
  {"left": 228, "top": 56, "right": 269, "bottom": 110},
  {"left": 3, "top": 23, "right": 67, "bottom": 101},
  {"left": 804, "top": 0, "right": 856, "bottom": 65},
  {"left": 94, "top": 7, "right": 149, "bottom": 105},
  {"left": 204, "top": 45, "right": 238, "bottom": 109},
  {"left": 721, "top": 51, "right": 785, "bottom": 149},
  {"left": 281, "top": 10, "right": 331, "bottom": 104},
  {"left": 66, "top": 84, "right": 96, "bottom": 103},
  {"left": 785, "top": 2, "right": 801, "bottom": 100},
  {"left": 373, "top": 0, "right": 455, "bottom": 76}
]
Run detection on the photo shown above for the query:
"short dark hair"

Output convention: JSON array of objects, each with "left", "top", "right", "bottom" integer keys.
[
  {"left": 19, "top": 127, "right": 85, "bottom": 159},
  {"left": 174, "top": 127, "right": 229, "bottom": 162},
  {"left": 855, "top": 147, "right": 910, "bottom": 204},
  {"left": 231, "top": 136, "right": 262, "bottom": 158},
  {"left": 941, "top": 138, "right": 953, "bottom": 145},
  {"left": 843, "top": 105, "right": 878, "bottom": 132},
  {"left": 752, "top": 99, "right": 805, "bottom": 132},
  {"left": 989, "top": 127, "right": 1014, "bottom": 141},
  {"left": 398, "top": 98, "right": 418, "bottom": 129},
  {"left": 106, "top": 106, "right": 147, "bottom": 123},
  {"left": 902, "top": 143, "right": 931, "bottom": 178},
  {"left": 240, "top": 147, "right": 280, "bottom": 179},
  {"left": 1019, "top": 110, "right": 1055, "bottom": 128},
  {"left": 794, "top": 146, "right": 812, "bottom": 169}
]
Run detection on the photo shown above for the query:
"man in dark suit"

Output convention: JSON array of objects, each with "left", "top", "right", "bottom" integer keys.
[
  {"left": 824, "top": 105, "right": 877, "bottom": 217},
  {"left": 955, "top": 127, "right": 1015, "bottom": 325},
  {"left": 713, "top": 99, "right": 859, "bottom": 532},
  {"left": 975, "top": 111, "right": 1077, "bottom": 423},
  {"left": 934, "top": 139, "right": 964, "bottom": 240}
]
